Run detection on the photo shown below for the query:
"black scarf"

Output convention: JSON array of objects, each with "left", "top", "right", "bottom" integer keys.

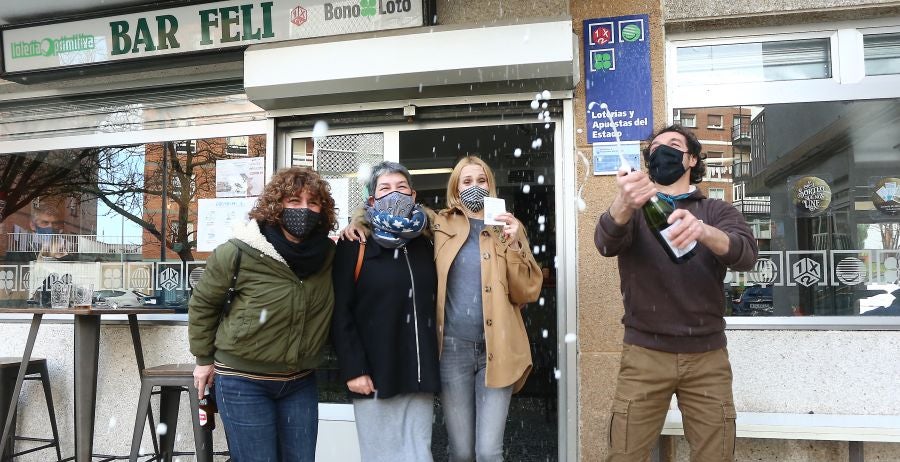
[{"left": 261, "top": 224, "right": 334, "bottom": 279}]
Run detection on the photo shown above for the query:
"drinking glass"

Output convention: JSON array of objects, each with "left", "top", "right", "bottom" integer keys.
[
  {"left": 72, "top": 284, "right": 94, "bottom": 309},
  {"left": 50, "top": 283, "right": 72, "bottom": 309}
]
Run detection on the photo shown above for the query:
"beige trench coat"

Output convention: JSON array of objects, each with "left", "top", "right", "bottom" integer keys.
[{"left": 432, "top": 207, "right": 543, "bottom": 393}]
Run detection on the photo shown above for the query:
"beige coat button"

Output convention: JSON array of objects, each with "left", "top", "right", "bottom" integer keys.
[
  {"left": 486, "top": 319, "right": 493, "bottom": 326},
  {"left": 484, "top": 286, "right": 491, "bottom": 293}
]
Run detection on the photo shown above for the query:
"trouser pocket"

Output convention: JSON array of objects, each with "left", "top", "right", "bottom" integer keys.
[
  {"left": 723, "top": 402, "right": 737, "bottom": 459},
  {"left": 608, "top": 398, "right": 631, "bottom": 454}
]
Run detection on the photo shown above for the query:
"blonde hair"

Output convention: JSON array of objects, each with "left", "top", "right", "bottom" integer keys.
[{"left": 445, "top": 156, "right": 497, "bottom": 210}]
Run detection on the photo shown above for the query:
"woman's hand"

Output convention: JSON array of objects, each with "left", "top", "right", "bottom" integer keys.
[
  {"left": 193, "top": 364, "right": 215, "bottom": 399},
  {"left": 347, "top": 374, "right": 375, "bottom": 395},
  {"left": 494, "top": 212, "right": 522, "bottom": 250},
  {"left": 340, "top": 223, "right": 367, "bottom": 243}
]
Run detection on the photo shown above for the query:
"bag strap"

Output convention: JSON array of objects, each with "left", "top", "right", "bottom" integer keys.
[
  {"left": 354, "top": 242, "right": 365, "bottom": 283},
  {"left": 222, "top": 246, "right": 243, "bottom": 317}
]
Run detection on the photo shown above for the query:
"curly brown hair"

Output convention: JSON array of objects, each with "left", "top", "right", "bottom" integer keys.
[{"left": 248, "top": 167, "right": 337, "bottom": 235}]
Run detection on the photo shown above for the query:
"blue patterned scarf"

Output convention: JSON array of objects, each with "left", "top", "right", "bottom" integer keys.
[{"left": 365, "top": 205, "right": 428, "bottom": 249}]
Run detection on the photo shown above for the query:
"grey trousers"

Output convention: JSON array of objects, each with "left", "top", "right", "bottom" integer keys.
[
  {"left": 440, "top": 336, "right": 514, "bottom": 462},
  {"left": 353, "top": 392, "right": 435, "bottom": 462}
]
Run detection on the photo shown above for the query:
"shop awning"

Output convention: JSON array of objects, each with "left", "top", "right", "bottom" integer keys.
[{"left": 244, "top": 19, "right": 579, "bottom": 110}]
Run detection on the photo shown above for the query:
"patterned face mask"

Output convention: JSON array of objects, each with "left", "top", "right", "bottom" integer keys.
[
  {"left": 372, "top": 190, "right": 415, "bottom": 218},
  {"left": 459, "top": 185, "right": 489, "bottom": 213},
  {"left": 281, "top": 207, "right": 320, "bottom": 240}
]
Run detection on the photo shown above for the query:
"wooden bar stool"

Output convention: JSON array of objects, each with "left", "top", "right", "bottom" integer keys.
[
  {"left": 128, "top": 364, "right": 214, "bottom": 462},
  {"left": 0, "top": 357, "right": 62, "bottom": 462}
]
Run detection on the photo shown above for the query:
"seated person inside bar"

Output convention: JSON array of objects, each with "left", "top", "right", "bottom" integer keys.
[
  {"left": 21, "top": 203, "right": 72, "bottom": 305},
  {"left": 27, "top": 203, "right": 68, "bottom": 260}
]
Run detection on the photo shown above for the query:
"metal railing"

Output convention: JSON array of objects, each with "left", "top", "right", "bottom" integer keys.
[
  {"left": 732, "top": 160, "right": 752, "bottom": 180},
  {"left": 732, "top": 119, "right": 751, "bottom": 145},
  {"left": 733, "top": 197, "right": 771, "bottom": 215},
  {"left": 6, "top": 233, "right": 143, "bottom": 254}
]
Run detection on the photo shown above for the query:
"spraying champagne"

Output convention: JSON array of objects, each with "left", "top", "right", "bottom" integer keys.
[{"left": 598, "top": 101, "right": 696, "bottom": 263}]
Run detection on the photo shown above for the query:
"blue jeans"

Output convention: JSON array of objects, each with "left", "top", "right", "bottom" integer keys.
[
  {"left": 215, "top": 373, "right": 318, "bottom": 462},
  {"left": 440, "top": 336, "right": 513, "bottom": 462}
]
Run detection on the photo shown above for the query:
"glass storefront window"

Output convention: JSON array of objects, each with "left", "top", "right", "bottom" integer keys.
[
  {"left": 0, "top": 134, "right": 266, "bottom": 311},
  {"left": 676, "top": 101, "right": 900, "bottom": 316},
  {"left": 676, "top": 38, "right": 832, "bottom": 85},
  {"left": 864, "top": 32, "right": 900, "bottom": 76}
]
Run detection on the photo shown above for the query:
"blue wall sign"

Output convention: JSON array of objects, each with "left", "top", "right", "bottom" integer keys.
[{"left": 583, "top": 14, "right": 653, "bottom": 144}]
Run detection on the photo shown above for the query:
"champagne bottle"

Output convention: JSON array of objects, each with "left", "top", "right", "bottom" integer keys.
[{"left": 642, "top": 196, "right": 696, "bottom": 263}]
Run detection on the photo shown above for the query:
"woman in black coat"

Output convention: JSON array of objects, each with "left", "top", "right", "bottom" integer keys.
[{"left": 331, "top": 161, "right": 439, "bottom": 462}]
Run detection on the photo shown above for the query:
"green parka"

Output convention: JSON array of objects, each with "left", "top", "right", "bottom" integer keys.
[{"left": 188, "top": 220, "right": 335, "bottom": 373}]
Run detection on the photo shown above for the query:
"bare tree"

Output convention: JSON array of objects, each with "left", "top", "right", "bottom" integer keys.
[
  {"left": 0, "top": 150, "right": 101, "bottom": 221},
  {"left": 878, "top": 223, "right": 900, "bottom": 250},
  {"left": 82, "top": 137, "right": 263, "bottom": 262},
  {"left": 3, "top": 136, "right": 263, "bottom": 262}
]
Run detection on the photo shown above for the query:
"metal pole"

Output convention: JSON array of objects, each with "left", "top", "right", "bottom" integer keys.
[{"left": 160, "top": 147, "right": 167, "bottom": 262}]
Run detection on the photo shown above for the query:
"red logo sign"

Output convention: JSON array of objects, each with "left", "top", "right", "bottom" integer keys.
[
  {"left": 291, "top": 5, "right": 308, "bottom": 26},
  {"left": 592, "top": 26, "right": 612, "bottom": 45}
]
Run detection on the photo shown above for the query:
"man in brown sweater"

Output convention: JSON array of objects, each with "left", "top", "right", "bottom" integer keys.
[{"left": 595, "top": 125, "right": 758, "bottom": 462}]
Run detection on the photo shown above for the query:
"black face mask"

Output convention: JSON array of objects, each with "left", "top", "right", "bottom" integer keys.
[
  {"left": 281, "top": 208, "right": 320, "bottom": 240},
  {"left": 648, "top": 144, "right": 688, "bottom": 186}
]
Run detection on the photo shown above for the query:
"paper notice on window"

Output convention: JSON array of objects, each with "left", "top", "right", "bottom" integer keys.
[
  {"left": 216, "top": 157, "right": 265, "bottom": 197},
  {"left": 483, "top": 197, "right": 507, "bottom": 225},
  {"left": 197, "top": 197, "right": 257, "bottom": 251}
]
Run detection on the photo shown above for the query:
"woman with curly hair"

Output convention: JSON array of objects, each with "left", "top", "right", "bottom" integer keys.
[{"left": 189, "top": 167, "right": 337, "bottom": 462}]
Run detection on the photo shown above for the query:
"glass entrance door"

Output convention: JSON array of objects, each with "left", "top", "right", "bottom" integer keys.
[{"left": 399, "top": 122, "right": 559, "bottom": 461}]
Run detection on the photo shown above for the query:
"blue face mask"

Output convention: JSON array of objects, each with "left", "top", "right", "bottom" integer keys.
[{"left": 35, "top": 226, "right": 55, "bottom": 235}]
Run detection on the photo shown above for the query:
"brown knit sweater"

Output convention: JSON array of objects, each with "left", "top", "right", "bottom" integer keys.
[{"left": 594, "top": 190, "right": 758, "bottom": 353}]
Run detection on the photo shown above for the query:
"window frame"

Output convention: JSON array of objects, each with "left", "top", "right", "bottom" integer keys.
[
  {"left": 861, "top": 25, "right": 900, "bottom": 77},
  {"left": 666, "top": 19, "right": 900, "bottom": 112},
  {"left": 666, "top": 18, "right": 900, "bottom": 330},
  {"left": 707, "top": 114, "right": 725, "bottom": 129}
]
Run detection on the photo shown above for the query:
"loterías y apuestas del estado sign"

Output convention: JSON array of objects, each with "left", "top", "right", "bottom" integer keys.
[{"left": 2, "top": 0, "right": 423, "bottom": 74}]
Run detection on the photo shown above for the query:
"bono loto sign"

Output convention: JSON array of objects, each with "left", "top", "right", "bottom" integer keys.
[{"left": 2, "top": 0, "right": 424, "bottom": 74}]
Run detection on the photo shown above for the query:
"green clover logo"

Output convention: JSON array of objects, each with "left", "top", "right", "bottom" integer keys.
[
  {"left": 593, "top": 52, "right": 612, "bottom": 71},
  {"left": 360, "top": 0, "right": 377, "bottom": 17}
]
